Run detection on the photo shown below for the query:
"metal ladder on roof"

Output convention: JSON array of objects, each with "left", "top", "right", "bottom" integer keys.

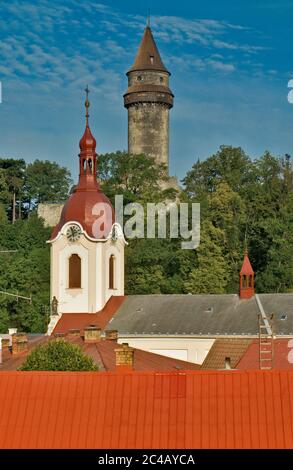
[{"left": 258, "top": 313, "right": 274, "bottom": 370}]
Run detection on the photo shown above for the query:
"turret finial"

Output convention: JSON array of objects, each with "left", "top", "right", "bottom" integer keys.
[
  {"left": 84, "top": 85, "right": 90, "bottom": 125},
  {"left": 147, "top": 8, "right": 151, "bottom": 27}
]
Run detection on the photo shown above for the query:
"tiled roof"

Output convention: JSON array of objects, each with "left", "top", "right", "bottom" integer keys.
[
  {"left": 237, "top": 339, "right": 293, "bottom": 369},
  {"left": 201, "top": 339, "right": 252, "bottom": 369},
  {"left": 52, "top": 295, "right": 125, "bottom": 334},
  {"left": 109, "top": 294, "right": 293, "bottom": 336},
  {"left": 0, "top": 335, "right": 200, "bottom": 372},
  {"left": 128, "top": 26, "right": 169, "bottom": 74},
  {"left": 0, "top": 369, "right": 293, "bottom": 448},
  {"left": 94, "top": 339, "right": 200, "bottom": 371}
]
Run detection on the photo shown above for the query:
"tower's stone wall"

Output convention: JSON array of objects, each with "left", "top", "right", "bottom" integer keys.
[
  {"left": 128, "top": 102, "right": 169, "bottom": 167},
  {"left": 124, "top": 69, "right": 173, "bottom": 171}
]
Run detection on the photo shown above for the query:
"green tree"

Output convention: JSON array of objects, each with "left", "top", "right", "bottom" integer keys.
[
  {"left": 183, "top": 146, "right": 253, "bottom": 199},
  {"left": 184, "top": 221, "right": 230, "bottom": 294},
  {"left": 19, "top": 340, "right": 98, "bottom": 371},
  {"left": 97, "top": 151, "right": 177, "bottom": 204},
  {"left": 25, "top": 159, "right": 72, "bottom": 209},
  {"left": 0, "top": 214, "right": 51, "bottom": 333},
  {"left": 0, "top": 158, "right": 26, "bottom": 220}
]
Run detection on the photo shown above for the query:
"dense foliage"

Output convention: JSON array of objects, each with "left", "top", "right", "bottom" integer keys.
[
  {"left": 0, "top": 146, "right": 293, "bottom": 333},
  {"left": 19, "top": 340, "right": 98, "bottom": 371},
  {"left": 0, "top": 158, "right": 72, "bottom": 218}
]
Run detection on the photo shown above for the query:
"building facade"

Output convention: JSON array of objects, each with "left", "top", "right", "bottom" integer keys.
[{"left": 47, "top": 92, "right": 125, "bottom": 333}]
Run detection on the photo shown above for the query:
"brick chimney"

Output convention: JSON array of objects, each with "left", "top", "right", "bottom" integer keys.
[
  {"left": 115, "top": 343, "right": 134, "bottom": 371},
  {"left": 12, "top": 333, "right": 28, "bottom": 355},
  {"left": 105, "top": 330, "right": 118, "bottom": 341},
  {"left": 1, "top": 338, "right": 11, "bottom": 362},
  {"left": 67, "top": 329, "right": 80, "bottom": 338},
  {"left": 84, "top": 325, "right": 101, "bottom": 343}
]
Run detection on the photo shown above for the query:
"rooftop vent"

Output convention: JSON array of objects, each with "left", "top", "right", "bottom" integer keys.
[
  {"left": 225, "top": 357, "right": 231, "bottom": 370},
  {"left": 280, "top": 314, "right": 287, "bottom": 321}
]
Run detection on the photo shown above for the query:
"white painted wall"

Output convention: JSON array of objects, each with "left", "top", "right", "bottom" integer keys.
[
  {"left": 59, "top": 244, "right": 89, "bottom": 313},
  {"left": 117, "top": 337, "right": 215, "bottom": 365},
  {"left": 50, "top": 222, "right": 125, "bottom": 318}
]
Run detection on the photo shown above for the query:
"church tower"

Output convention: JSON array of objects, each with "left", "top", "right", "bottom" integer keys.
[
  {"left": 47, "top": 89, "right": 125, "bottom": 333},
  {"left": 124, "top": 24, "right": 174, "bottom": 172}
]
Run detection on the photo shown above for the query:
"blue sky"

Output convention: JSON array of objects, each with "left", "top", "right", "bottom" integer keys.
[{"left": 0, "top": 0, "right": 293, "bottom": 181}]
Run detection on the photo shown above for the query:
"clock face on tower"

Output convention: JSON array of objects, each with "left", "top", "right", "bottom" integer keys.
[{"left": 66, "top": 224, "right": 82, "bottom": 242}]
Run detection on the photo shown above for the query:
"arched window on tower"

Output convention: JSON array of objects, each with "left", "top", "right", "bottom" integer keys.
[
  {"left": 88, "top": 159, "right": 92, "bottom": 174},
  {"left": 69, "top": 254, "right": 81, "bottom": 288},
  {"left": 109, "top": 255, "right": 115, "bottom": 290}
]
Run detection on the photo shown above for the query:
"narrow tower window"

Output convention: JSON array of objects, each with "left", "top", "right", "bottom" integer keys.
[
  {"left": 109, "top": 255, "right": 115, "bottom": 289},
  {"left": 69, "top": 254, "right": 81, "bottom": 289},
  {"left": 88, "top": 159, "right": 92, "bottom": 173}
]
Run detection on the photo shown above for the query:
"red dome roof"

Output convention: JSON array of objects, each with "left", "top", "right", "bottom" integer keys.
[
  {"left": 51, "top": 91, "right": 115, "bottom": 240},
  {"left": 51, "top": 187, "right": 115, "bottom": 240}
]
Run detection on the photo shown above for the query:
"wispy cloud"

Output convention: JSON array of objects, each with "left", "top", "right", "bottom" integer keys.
[
  {"left": 0, "top": 0, "right": 269, "bottom": 94},
  {"left": 0, "top": 0, "right": 287, "bottom": 181}
]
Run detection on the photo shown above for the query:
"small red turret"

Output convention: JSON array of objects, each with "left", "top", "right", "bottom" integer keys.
[{"left": 239, "top": 251, "right": 255, "bottom": 299}]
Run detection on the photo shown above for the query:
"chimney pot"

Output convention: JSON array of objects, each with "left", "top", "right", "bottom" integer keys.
[
  {"left": 105, "top": 330, "right": 118, "bottom": 341},
  {"left": 12, "top": 333, "right": 28, "bottom": 355},
  {"left": 84, "top": 325, "right": 101, "bottom": 343}
]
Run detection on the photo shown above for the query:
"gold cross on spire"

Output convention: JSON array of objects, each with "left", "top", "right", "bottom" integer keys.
[{"left": 85, "top": 85, "right": 90, "bottom": 124}]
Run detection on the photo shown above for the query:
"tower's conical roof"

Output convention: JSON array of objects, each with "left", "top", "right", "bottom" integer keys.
[{"left": 128, "top": 26, "right": 169, "bottom": 74}]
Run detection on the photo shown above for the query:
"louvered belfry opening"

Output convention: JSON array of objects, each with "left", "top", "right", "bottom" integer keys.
[
  {"left": 69, "top": 254, "right": 81, "bottom": 288},
  {"left": 109, "top": 254, "right": 115, "bottom": 290}
]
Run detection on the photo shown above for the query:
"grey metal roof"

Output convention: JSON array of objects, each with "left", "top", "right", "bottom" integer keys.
[{"left": 108, "top": 294, "right": 293, "bottom": 337}]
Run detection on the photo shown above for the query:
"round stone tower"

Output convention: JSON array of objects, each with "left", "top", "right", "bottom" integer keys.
[{"left": 124, "top": 25, "right": 174, "bottom": 173}]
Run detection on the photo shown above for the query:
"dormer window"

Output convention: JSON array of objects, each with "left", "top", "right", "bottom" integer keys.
[{"left": 149, "top": 55, "right": 154, "bottom": 65}]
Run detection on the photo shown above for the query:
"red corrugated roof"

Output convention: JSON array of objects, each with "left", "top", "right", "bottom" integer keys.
[
  {"left": 0, "top": 369, "right": 293, "bottom": 448},
  {"left": 52, "top": 295, "right": 125, "bottom": 334},
  {"left": 237, "top": 339, "right": 293, "bottom": 369}
]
